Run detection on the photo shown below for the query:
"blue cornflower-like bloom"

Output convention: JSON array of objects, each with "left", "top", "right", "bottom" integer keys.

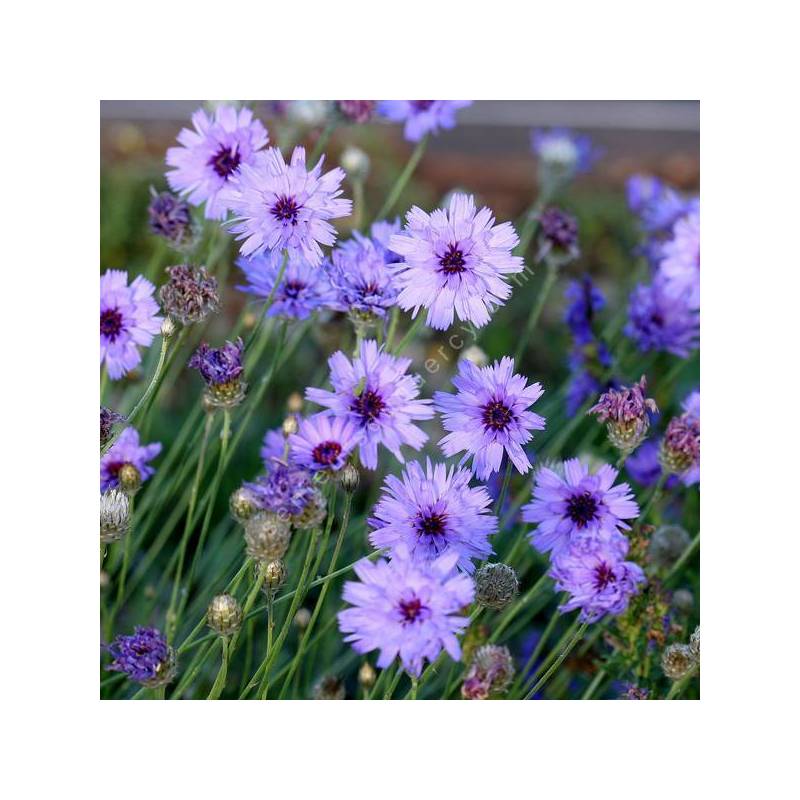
[
  {"left": 289, "top": 413, "right": 362, "bottom": 472},
  {"left": 369, "top": 218, "right": 403, "bottom": 263},
  {"left": 305, "top": 339, "right": 433, "bottom": 469},
  {"left": 564, "top": 276, "right": 606, "bottom": 345},
  {"left": 550, "top": 540, "right": 645, "bottom": 623},
  {"left": 224, "top": 146, "right": 352, "bottom": 265},
  {"left": 434, "top": 356, "right": 546, "bottom": 480},
  {"left": 166, "top": 105, "right": 269, "bottom": 220},
  {"left": 245, "top": 461, "right": 317, "bottom": 518},
  {"left": 188, "top": 338, "right": 246, "bottom": 408},
  {"left": 237, "top": 249, "right": 335, "bottom": 320},
  {"left": 531, "top": 127, "right": 599, "bottom": 177},
  {"left": 148, "top": 190, "right": 193, "bottom": 247},
  {"left": 100, "top": 270, "right": 163, "bottom": 380},
  {"left": 625, "top": 279, "right": 699, "bottom": 358},
  {"left": 522, "top": 459, "right": 638, "bottom": 557},
  {"left": 377, "top": 101, "right": 472, "bottom": 142},
  {"left": 338, "top": 544, "right": 475, "bottom": 677},
  {"left": 368, "top": 459, "right": 498, "bottom": 573},
  {"left": 105, "top": 627, "right": 176, "bottom": 686},
  {"left": 659, "top": 208, "right": 699, "bottom": 310},
  {"left": 626, "top": 174, "right": 693, "bottom": 234},
  {"left": 388, "top": 194, "right": 524, "bottom": 330},
  {"left": 260, "top": 426, "right": 287, "bottom": 466},
  {"left": 100, "top": 426, "right": 162, "bottom": 492},
  {"left": 624, "top": 439, "right": 674, "bottom": 489}
]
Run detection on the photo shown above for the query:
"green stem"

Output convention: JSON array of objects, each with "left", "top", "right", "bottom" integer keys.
[
  {"left": 244, "top": 251, "right": 288, "bottom": 353},
  {"left": 309, "top": 121, "right": 337, "bottom": 164},
  {"left": 514, "top": 260, "right": 558, "bottom": 364},
  {"left": 385, "top": 307, "right": 400, "bottom": 350},
  {"left": 665, "top": 531, "right": 700, "bottom": 583},
  {"left": 392, "top": 314, "right": 426, "bottom": 356},
  {"left": 494, "top": 460, "right": 514, "bottom": 515},
  {"left": 489, "top": 572, "right": 550, "bottom": 643},
  {"left": 374, "top": 136, "right": 428, "bottom": 222},
  {"left": 409, "top": 676, "right": 419, "bottom": 700},
  {"left": 523, "top": 621, "right": 588, "bottom": 700},
  {"left": 206, "top": 637, "right": 229, "bottom": 700},
  {"left": 510, "top": 594, "right": 566, "bottom": 695},
  {"left": 581, "top": 668, "right": 607, "bottom": 699},
  {"left": 640, "top": 473, "right": 667, "bottom": 522},
  {"left": 666, "top": 668, "right": 697, "bottom": 699}
]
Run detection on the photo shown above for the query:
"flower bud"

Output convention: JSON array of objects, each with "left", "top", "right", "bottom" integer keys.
[
  {"left": 358, "top": 662, "right": 376, "bottom": 689},
  {"left": 287, "top": 392, "right": 304, "bottom": 413},
  {"left": 100, "top": 406, "right": 125, "bottom": 448},
  {"left": 648, "top": 525, "right": 691, "bottom": 570},
  {"left": 461, "top": 645, "right": 515, "bottom": 699},
  {"left": 588, "top": 376, "right": 657, "bottom": 457},
  {"left": 161, "top": 316, "right": 177, "bottom": 339},
  {"left": 460, "top": 345, "right": 488, "bottom": 367},
  {"left": 660, "top": 412, "right": 700, "bottom": 475},
  {"left": 118, "top": 463, "right": 142, "bottom": 494},
  {"left": 230, "top": 485, "right": 259, "bottom": 524},
  {"left": 258, "top": 559, "right": 288, "bottom": 595},
  {"left": 474, "top": 563, "right": 519, "bottom": 610},
  {"left": 148, "top": 189, "right": 194, "bottom": 249},
  {"left": 207, "top": 593, "right": 243, "bottom": 637},
  {"left": 689, "top": 626, "right": 700, "bottom": 660},
  {"left": 536, "top": 206, "right": 580, "bottom": 266},
  {"left": 294, "top": 608, "right": 311, "bottom": 630},
  {"left": 339, "top": 463, "right": 360, "bottom": 493},
  {"left": 159, "top": 265, "right": 219, "bottom": 325},
  {"left": 292, "top": 488, "right": 327, "bottom": 530},
  {"left": 312, "top": 675, "right": 345, "bottom": 700},
  {"left": 282, "top": 414, "right": 299, "bottom": 437},
  {"left": 340, "top": 146, "right": 370, "bottom": 180},
  {"left": 661, "top": 643, "right": 697, "bottom": 680},
  {"left": 244, "top": 512, "right": 292, "bottom": 562},
  {"left": 100, "top": 488, "right": 131, "bottom": 543}
]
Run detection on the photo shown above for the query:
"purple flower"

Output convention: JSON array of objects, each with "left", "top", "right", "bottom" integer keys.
[
  {"left": 100, "top": 270, "right": 163, "bottom": 380},
  {"left": 368, "top": 459, "right": 498, "bottom": 573},
  {"left": 338, "top": 545, "right": 475, "bottom": 677},
  {"left": 434, "top": 356, "right": 546, "bottom": 480},
  {"left": 377, "top": 101, "right": 472, "bottom": 142},
  {"left": 166, "top": 104, "right": 268, "bottom": 220},
  {"left": 105, "top": 627, "right": 176, "bottom": 686},
  {"left": 388, "top": 194, "right": 524, "bottom": 330},
  {"left": 625, "top": 439, "right": 676, "bottom": 489},
  {"left": 289, "top": 413, "right": 362, "bottom": 472},
  {"left": 261, "top": 426, "right": 287, "bottom": 466},
  {"left": 224, "top": 146, "right": 352, "bottom": 265},
  {"left": 337, "top": 100, "right": 376, "bottom": 123},
  {"left": 626, "top": 174, "right": 692, "bottom": 234},
  {"left": 626, "top": 279, "right": 699, "bottom": 358},
  {"left": 659, "top": 208, "right": 700, "bottom": 310},
  {"left": 536, "top": 206, "right": 580, "bottom": 264},
  {"left": 245, "top": 461, "right": 317, "bottom": 518},
  {"left": 237, "top": 249, "right": 335, "bottom": 320},
  {"left": 522, "top": 459, "right": 639, "bottom": 556},
  {"left": 550, "top": 541, "right": 645, "bottom": 623},
  {"left": 369, "top": 218, "right": 404, "bottom": 263},
  {"left": 305, "top": 339, "right": 433, "bottom": 469},
  {"left": 188, "top": 338, "right": 246, "bottom": 408},
  {"left": 100, "top": 426, "right": 162, "bottom": 492},
  {"left": 148, "top": 190, "right": 193, "bottom": 247},
  {"left": 661, "top": 396, "right": 700, "bottom": 481},
  {"left": 588, "top": 375, "right": 658, "bottom": 455},
  {"left": 531, "top": 127, "right": 599, "bottom": 176},
  {"left": 564, "top": 276, "right": 606, "bottom": 345},
  {"left": 100, "top": 406, "right": 125, "bottom": 447}
]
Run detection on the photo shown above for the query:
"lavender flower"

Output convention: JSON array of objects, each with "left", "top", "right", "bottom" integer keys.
[
  {"left": 369, "top": 218, "right": 404, "bottom": 263},
  {"left": 659, "top": 208, "right": 700, "bottom": 310},
  {"left": 147, "top": 189, "right": 193, "bottom": 247},
  {"left": 105, "top": 627, "right": 176, "bottom": 686},
  {"left": 289, "top": 413, "right": 362, "bottom": 472},
  {"left": 166, "top": 104, "right": 269, "bottom": 220},
  {"left": 305, "top": 339, "right": 434, "bottom": 469},
  {"left": 338, "top": 545, "right": 475, "bottom": 677},
  {"left": 337, "top": 101, "right": 376, "bottom": 124},
  {"left": 550, "top": 541, "right": 645, "bottom": 623},
  {"left": 531, "top": 127, "right": 599, "bottom": 179},
  {"left": 660, "top": 397, "right": 700, "bottom": 479},
  {"left": 245, "top": 462, "right": 317, "bottom": 520},
  {"left": 188, "top": 338, "right": 246, "bottom": 408},
  {"left": 625, "top": 439, "right": 676, "bottom": 489},
  {"left": 625, "top": 279, "right": 699, "bottom": 358},
  {"left": 536, "top": 206, "right": 580, "bottom": 265},
  {"left": 626, "top": 174, "right": 691, "bottom": 234},
  {"left": 100, "top": 426, "right": 162, "bottom": 492},
  {"left": 237, "top": 249, "right": 335, "bottom": 320},
  {"left": 588, "top": 375, "right": 658, "bottom": 456},
  {"left": 159, "top": 264, "right": 219, "bottom": 325},
  {"left": 224, "top": 146, "right": 352, "bottom": 265},
  {"left": 377, "top": 101, "right": 472, "bottom": 142},
  {"left": 434, "top": 356, "right": 545, "bottom": 480},
  {"left": 522, "top": 459, "right": 639, "bottom": 556},
  {"left": 261, "top": 426, "right": 288, "bottom": 466},
  {"left": 368, "top": 459, "right": 498, "bottom": 573},
  {"left": 564, "top": 276, "right": 606, "bottom": 345},
  {"left": 388, "top": 194, "right": 524, "bottom": 330},
  {"left": 100, "top": 270, "right": 163, "bottom": 380}
]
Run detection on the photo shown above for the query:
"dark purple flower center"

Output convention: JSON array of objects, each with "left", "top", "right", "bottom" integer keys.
[
  {"left": 350, "top": 389, "right": 385, "bottom": 424},
  {"left": 482, "top": 400, "right": 514, "bottom": 431},
  {"left": 104, "top": 460, "right": 124, "bottom": 478},
  {"left": 439, "top": 244, "right": 466, "bottom": 274},
  {"left": 208, "top": 145, "right": 241, "bottom": 179},
  {"left": 398, "top": 596, "right": 425, "bottom": 624},
  {"left": 565, "top": 491, "right": 599, "bottom": 528},
  {"left": 271, "top": 195, "right": 301, "bottom": 225},
  {"left": 311, "top": 440, "right": 342, "bottom": 466},
  {"left": 417, "top": 510, "right": 447, "bottom": 538},
  {"left": 101, "top": 308, "right": 124, "bottom": 340},
  {"left": 283, "top": 280, "right": 306, "bottom": 300},
  {"left": 412, "top": 101, "right": 435, "bottom": 111},
  {"left": 593, "top": 561, "right": 617, "bottom": 591}
]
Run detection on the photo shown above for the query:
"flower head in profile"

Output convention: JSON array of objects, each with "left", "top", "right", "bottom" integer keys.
[
  {"left": 105, "top": 627, "right": 176, "bottom": 686},
  {"left": 536, "top": 206, "right": 580, "bottom": 265},
  {"left": 337, "top": 100, "right": 376, "bottom": 124},
  {"left": 237, "top": 249, "right": 335, "bottom": 320},
  {"left": 588, "top": 375, "right": 658, "bottom": 456},
  {"left": 659, "top": 208, "right": 700, "bottom": 310},
  {"left": 550, "top": 541, "right": 645, "bottom": 623},
  {"left": 369, "top": 459, "right": 498, "bottom": 573},
  {"left": 100, "top": 406, "right": 125, "bottom": 447},
  {"left": 166, "top": 104, "right": 268, "bottom": 220},
  {"left": 564, "top": 276, "right": 606, "bottom": 345},
  {"left": 461, "top": 644, "right": 515, "bottom": 699},
  {"left": 159, "top": 264, "right": 219, "bottom": 325},
  {"left": 100, "top": 426, "right": 162, "bottom": 492},
  {"left": 522, "top": 459, "right": 638, "bottom": 556},
  {"left": 388, "top": 194, "right": 524, "bottom": 330},
  {"left": 289, "top": 413, "right": 362, "bottom": 473},
  {"left": 100, "top": 270, "right": 163, "bottom": 380},
  {"left": 626, "top": 174, "right": 692, "bottom": 234},
  {"left": 338, "top": 545, "right": 475, "bottom": 677},
  {"left": 531, "top": 127, "right": 599, "bottom": 179},
  {"left": 188, "top": 338, "right": 246, "bottom": 408},
  {"left": 626, "top": 279, "right": 699, "bottom": 358},
  {"left": 377, "top": 101, "right": 472, "bottom": 142},
  {"left": 434, "top": 357, "right": 545, "bottom": 480},
  {"left": 224, "top": 146, "right": 352, "bottom": 265},
  {"left": 306, "top": 339, "right": 434, "bottom": 469},
  {"left": 660, "top": 394, "right": 700, "bottom": 481},
  {"left": 148, "top": 189, "right": 194, "bottom": 248}
]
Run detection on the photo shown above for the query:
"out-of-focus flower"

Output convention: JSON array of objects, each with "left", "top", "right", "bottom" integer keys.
[
  {"left": 626, "top": 279, "right": 699, "bottom": 358},
  {"left": 337, "top": 100, "right": 376, "bottom": 124},
  {"left": 207, "top": 594, "right": 243, "bottom": 637},
  {"left": 148, "top": 189, "right": 194, "bottom": 248},
  {"left": 369, "top": 219, "right": 404, "bottom": 263},
  {"left": 661, "top": 642, "right": 696, "bottom": 679},
  {"left": 369, "top": 459, "right": 498, "bottom": 573},
  {"left": 659, "top": 208, "right": 699, "bottom": 310},
  {"left": 100, "top": 270, "right": 163, "bottom": 380},
  {"left": 105, "top": 627, "right": 176, "bottom": 686},
  {"left": 531, "top": 127, "right": 599, "bottom": 183},
  {"left": 625, "top": 439, "right": 674, "bottom": 488},
  {"left": 338, "top": 545, "right": 475, "bottom": 677},
  {"left": 237, "top": 249, "right": 335, "bottom": 320},
  {"left": 306, "top": 339, "right": 433, "bottom": 469},
  {"left": 461, "top": 644, "right": 514, "bottom": 699},
  {"left": 621, "top": 684, "right": 650, "bottom": 700},
  {"left": 285, "top": 101, "right": 332, "bottom": 127},
  {"left": 159, "top": 264, "right": 219, "bottom": 325},
  {"left": 564, "top": 276, "right": 606, "bottom": 346},
  {"left": 522, "top": 458, "right": 638, "bottom": 556},
  {"left": 388, "top": 194, "right": 524, "bottom": 330},
  {"left": 224, "top": 146, "right": 352, "bottom": 266},
  {"left": 648, "top": 525, "right": 692, "bottom": 570},
  {"left": 588, "top": 376, "right": 658, "bottom": 457},
  {"left": 689, "top": 626, "right": 700, "bottom": 660},
  {"left": 377, "top": 101, "right": 472, "bottom": 142},
  {"left": 626, "top": 174, "right": 693, "bottom": 234},
  {"left": 474, "top": 563, "right": 519, "bottom": 610},
  {"left": 244, "top": 512, "right": 292, "bottom": 562},
  {"left": 660, "top": 405, "right": 700, "bottom": 478},
  {"left": 100, "top": 488, "right": 131, "bottom": 543},
  {"left": 100, "top": 426, "right": 162, "bottom": 492},
  {"left": 289, "top": 413, "right": 361, "bottom": 472},
  {"left": 312, "top": 675, "right": 346, "bottom": 700},
  {"left": 434, "top": 356, "right": 545, "bottom": 480},
  {"left": 339, "top": 146, "right": 370, "bottom": 180},
  {"left": 100, "top": 406, "right": 125, "bottom": 448},
  {"left": 188, "top": 338, "right": 246, "bottom": 409},
  {"left": 245, "top": 461, "right": 317, "bottom": 519},
  {"left": 536, "top": 206, "right": 580, "bottom": 265},
  {"left": 166, "top": 104, "right": 268, "bottom": 220},
  {"left": 260, "top": 426, "right": 288, "bottom": 466}
]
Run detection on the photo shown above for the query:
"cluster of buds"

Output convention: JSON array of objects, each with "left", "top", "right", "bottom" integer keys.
[
  {"left": 660, "top": 411, "right": 700, "bottom": 475},
  {"left": 461, "top": 645, "right": 515, "bottom": 700},
  {"left": 588, "top": 375, "right": 658, "bottom": 457},
  {"left": 207, "top": 593, "right": 243, "bottom": 637},
  {"left": 244, "top": 512, "right": 291, "bottom": 563},
  {"left": 188, "top": 338, "right": 247, "bottom": 410},
  {"left": 661, "top": 625, "right": 700, "bottom": 680},
  {"left": 474, "top": 563, "right": 519, "bottom": 610},
  {"left": 147, "top": 189, "right": 194, "bottom": 249},
  {"left": 159, "top": 264, "right": 219, "bottom": 325},
  {"left": 536, "top": 206, "right": 580, "bottom": 266},
  {"left": 100, "top": 488, "right": 131, "bottom": 543}
]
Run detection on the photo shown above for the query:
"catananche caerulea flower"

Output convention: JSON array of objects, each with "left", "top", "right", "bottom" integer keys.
[
  {"left": 100, "top": 426, "right": 162, "bottom": 492},
  {"left": 224, "top": 146, "right": 352, "bottom": 265},
  {"left": 369, "top": 219, "right": 403, "bottom": 263},
  {"left": 434, "top": 356, "right": 546, "bottom": 480},
  {"left": 148, "top": 190, "right": 193, "bottom": 247},
  {"left": 289, "top": 413, "right": 362, "bottom": 472},
  {"left": 105, "top": 627, "right": 176, "bottom": 686},
  {"left": 588, "top": 375, "right": 658, "bottom": 455},
  {"left": 260, "top": 426, "right": 287, "bottom": 466},
  {"left": 624, "top": 439, "right": 676, "bottom": 489},
  {"left": 368, "top": 459, "right": 498, "bottom": 573},
  {"left": 188, "top": 338, "right": 246, "bottom": 408},
  {"left": 338, "top": 544, "right": 475, "bottom": 677},
  {"left": 305, "top": 339, "right": 433, "bottom": 469},
  {"left": 531, "top": 127, "right": 599, "bottom": 177},
  {"left": 661, "top": 391, "right": 700, "bottom": 482},
  {"left": 245, "top": 462, "right": 318, "bottom": 519},
  {"left": 237, "top": 249, "right": 335, "bottom": 320},
  {"left": 659, "top": 208, "right": 699, "bottom": 310},
  {"left": 626, "top": 174, "right": 695, "bottom": 235},
  {"left": 626, "top": 278, "right": 699, "bottom": 358},
  {"left": 166, "top": 104, "right": 269, "bottom": 220},
  {"left": 550, "top": 540, "right": 645, "bottom": 623},
  {"left": 536, "top": 206, "right": 580, "bottom": 265},
  {"left": 522, "top": 459, "right": 638, "bottom": 556},
  {"left": 388, "top": 194, "right": 524, "bottom": 330},
  {"left": 377, "top": 101, "right": 472, "bottom": 142},
  {"left": 100, "top": 270, "right": 163, "bottom": 380},
  {"left": 564, "top": 275, "right": 606, "bottom": 345}
]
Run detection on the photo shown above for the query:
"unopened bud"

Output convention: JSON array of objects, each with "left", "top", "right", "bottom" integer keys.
[
  {"left": 161, "top": 316, "right": 177, "bottom": 339},
  {"left": 341, "top": 146, "right": 370, "bottom": 181},
  {"left": 292, "top": 488, "right": 327, "bottom": 530},
  {"left": 207, "top": 593, "right": 243, "bottom": 637},
  {"left": 244, "top": 512, "right": 292, "bottom": 562},
  {"left": 118, "top": 463, "right": 142, "bottom": 494},
  {"left": 294, "top": 608, "right": 311, "bottom": 630},
  {"left": 339, "top": 463, "right": 360, "bottom": 493},
  {"left": 474, "top": 563, "right": 519, "bottom": 610},
  {"left": 100, "top": 488, "right": 131, "bottom": 543},
  {"left": 287, "top": 392, "right": 304, "bottom": 413},
  {"left": 282, "top": 414, "right": 299, "bottom": 437},
  {"left": 648, "top": 525, "right": 691, "bottom": 570},
  {"left": 230, "top": 486, "right": 259, "bottom": 524},
  {"left": 661, "top": 643, "right": 697, "bottom": 680},
  {"left": 358, "top": 662, "right": 376, "bottom": 689},
  {"left": 258, "top": 559, "right": 288, "bottom": 595},
  {"left": 461, "top": 345, "right": 488, "bottom": 367}
]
